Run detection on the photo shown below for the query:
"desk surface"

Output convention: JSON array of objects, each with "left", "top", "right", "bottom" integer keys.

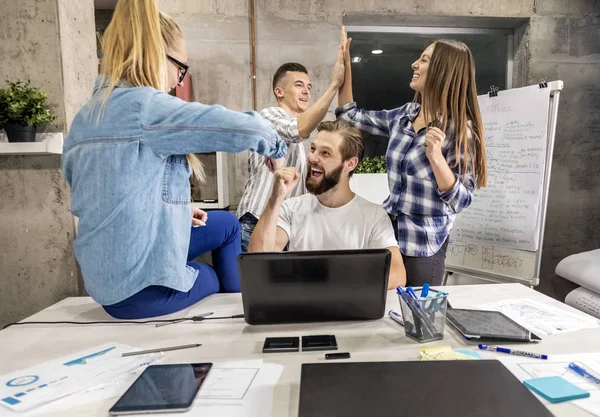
[{"left": 1, "top": 283, "right": 598, "bottom": 417}]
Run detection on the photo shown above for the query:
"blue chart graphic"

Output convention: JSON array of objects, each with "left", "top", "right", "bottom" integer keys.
[
  {"left": 2, "top": 375, "right": 68, "bottom": 406},
  {"left": 63, "top": 346, "right": 115, "bottom": 366},
  {"left": 6, "top": 376, "right": 39, "bottom": 387},
  {"left": 2, "top": 346, "right": 115, "bottom": 407}
]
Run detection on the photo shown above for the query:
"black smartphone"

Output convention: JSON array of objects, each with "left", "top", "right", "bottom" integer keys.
[
  {"left": 263, "top": 337, "right": 300, "bottom": 353},
  {"left": 325, "top": 352, "right": 350, "bottom": 360},
  {"left": 108, "top": 363, "right": 212, "bottom": 415},
  {"left": 302, "top": 335, "right": 337, "bottom": 351}
]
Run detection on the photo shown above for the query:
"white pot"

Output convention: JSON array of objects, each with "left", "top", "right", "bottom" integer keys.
[{"left": 349, "top": 173, "right": 389, "bottom": 205}]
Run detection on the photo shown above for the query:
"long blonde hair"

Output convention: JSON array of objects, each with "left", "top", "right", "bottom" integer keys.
[
  {"left": 100, "top": 0, "right": 204, "bottom": 183},
  {"left": 415, "top": 39, "right": 487, "bottom": 188}
]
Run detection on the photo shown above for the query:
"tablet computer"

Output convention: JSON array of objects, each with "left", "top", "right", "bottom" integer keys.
[
  {"left": 446, "top": 308, "right": 542, "bottom": 342},
  {"left": 109, "top": 363, "right": 212, "bottom": 415}
]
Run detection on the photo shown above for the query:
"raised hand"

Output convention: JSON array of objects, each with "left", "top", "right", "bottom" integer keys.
[
  {"left": 271, "top": 167, "right": 300, "bottom": 202},
  {"left": 341, "top": 26, "right": 352, "bottom": 64},
  {"left": 264, "top": 156, "right": 284, "bottom": 173},
  {"left": 331, "top": 42, "right": 345, "bottom": 89},
  {"left": 424, "top": 127, "right": 446, "bottom": 161}
]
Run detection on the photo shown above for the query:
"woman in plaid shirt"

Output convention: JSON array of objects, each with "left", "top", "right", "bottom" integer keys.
[{"left": 336, "top": 31, "right": 487, "bottom": 287}]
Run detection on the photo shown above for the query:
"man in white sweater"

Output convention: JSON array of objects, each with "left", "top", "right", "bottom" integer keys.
[{"left": 248, "top": 120, "right": 406, "bottom": 289}]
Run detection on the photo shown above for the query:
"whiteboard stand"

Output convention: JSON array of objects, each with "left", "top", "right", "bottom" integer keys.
[
  {"left": 445, "top": 80, "right": 564, "bottom": 287},
  {"left": 534, "top": 80, "right": 563, "bottom": 282}
]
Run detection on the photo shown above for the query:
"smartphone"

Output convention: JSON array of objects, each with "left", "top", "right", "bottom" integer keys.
[
  {"left": 263, "top": 337, "right": 300, "bottom": 353},
  {"left": 302, "top": 335, "right": 337, "bottom": 352},
  {"left": 325, "top": 352, "right": 350, "bottom": 360},
  {"left": 109, "top": 363, "right": 212, "bottom": 415}
]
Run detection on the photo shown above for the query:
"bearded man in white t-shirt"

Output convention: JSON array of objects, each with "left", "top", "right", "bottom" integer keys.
[{"left": 248, "top": 120, "right": 406, "bottom": 289}]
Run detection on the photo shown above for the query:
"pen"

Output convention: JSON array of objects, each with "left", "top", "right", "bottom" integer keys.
[
  {"left": 388, "top": 310, "right": 404, "bottom": 326},
  {"left": 477, "top": 344, "right": 548, "bottom": 360},
  {"left": 568, "top": 362, "right": 600, "bottom": 384},
  {"left": 406, "top": 287, "right": 419, "bottom": 300},
  {"left": 122, "top": 343, "right": 202, "bottom": 357}
]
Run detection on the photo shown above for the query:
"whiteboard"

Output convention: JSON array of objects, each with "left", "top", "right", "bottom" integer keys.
[
  {"left": 446, "top": 240, "right": 537, "bottom": 282},
  {"left": 451, "top": 84, "right": 551, "bottom": 251},
  {"left": 446, "top": 81, "right": 563, "bottom": 284}
]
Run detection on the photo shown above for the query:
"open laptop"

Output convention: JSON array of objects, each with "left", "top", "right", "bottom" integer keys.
[{"left": 237, "top": 249, "right": 391, "bottom": 325}]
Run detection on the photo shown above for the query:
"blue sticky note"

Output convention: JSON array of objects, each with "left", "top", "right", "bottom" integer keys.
[
  {"left": 455, "top": 349, "right": 482, "bottom": 359},
  {"left": 523, "top": 376, "right": 590, "bottom": 403}
]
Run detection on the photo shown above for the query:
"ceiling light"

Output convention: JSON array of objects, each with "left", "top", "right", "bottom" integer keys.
[
  {"left": 351, "top": 57, "right": 361, "bottom": 63},
  {"left": 371, "top": 49, "right": 383, "bottom": 55}
]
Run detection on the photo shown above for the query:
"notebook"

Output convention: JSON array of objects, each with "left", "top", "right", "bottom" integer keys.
[
  {"left": 524, "top": 376, "right": 590, "bottom": 403},
  {"left": 299, "top": 360, "right": 554, "bottom": 417}
]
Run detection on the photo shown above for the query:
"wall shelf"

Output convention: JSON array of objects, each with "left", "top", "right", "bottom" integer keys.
[{"left": 0, "top": 132, "right": 63, "bottom": 155}]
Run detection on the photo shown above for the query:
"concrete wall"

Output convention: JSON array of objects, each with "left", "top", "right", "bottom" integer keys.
[
  {"left": 163, "top": 0, "right": 599, "bottom": 300},
  {"left": 0, "top": 0, "right": 597, "bottom": 328},
  {"left": 0, "top": 0, "right": 97, "bottom": 328}
]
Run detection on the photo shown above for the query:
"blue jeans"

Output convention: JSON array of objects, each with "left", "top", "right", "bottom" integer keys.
[
  {"left": 239, "top": 213, "right": 258, "bottom": 253},
  {"left": 103, "top": 211, "right": 241, "bottom": 319}
]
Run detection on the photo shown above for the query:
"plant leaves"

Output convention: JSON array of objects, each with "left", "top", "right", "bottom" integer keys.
[
  {"left": 0, "top": 80, "right": 55, "bottom": 127},
  {"left": 355, "top": 155, "right": 387, "bottom": 174}
]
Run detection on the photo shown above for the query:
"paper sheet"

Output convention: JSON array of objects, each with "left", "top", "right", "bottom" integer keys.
[
  {"left": 475, "top": 298, "right": 600, "bottom": 336},
  {"left": 0, "top": 343, "right": 161, "bottom": 413},
  {"left": 198, "top": 367, "right": 259, "bottom": 400},
  {"left": 189, "top": 361, "right": 283, "bottom": 417},
  {"left": 498, "top": 352, "right": 600, "bottom": 416},
  {"left": 566, "top": 287, "right": 600, "bottom": 320}
]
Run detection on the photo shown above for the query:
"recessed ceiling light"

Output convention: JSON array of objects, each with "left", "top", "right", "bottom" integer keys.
[
  {"left": 371, "top": 49, "right": 383, "bottom": 55},
  {"left": 351, "top": 57, "right": 361, "bottom": 63}
]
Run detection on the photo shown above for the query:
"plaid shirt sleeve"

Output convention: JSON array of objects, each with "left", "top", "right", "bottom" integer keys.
[
  {"left": 260, "top": 107, "right": 302, "bottom": 144},
  {"left": 335, "top": 102, "right": 407, "bottom": 137},
  {"left": 438, "top": 171, "right": 475, "bottom": 214},
  {"left": 437, "top": 129, "right": 476, "bottom": 214}
]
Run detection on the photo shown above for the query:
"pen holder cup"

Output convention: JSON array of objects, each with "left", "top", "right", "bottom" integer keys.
[{"left": 398, "top": 291, "right": 448, "bottom": 343}]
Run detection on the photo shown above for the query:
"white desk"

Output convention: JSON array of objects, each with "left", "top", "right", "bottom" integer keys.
[{"left": 1, "top": 283, "right": 599, "bottom": 417}]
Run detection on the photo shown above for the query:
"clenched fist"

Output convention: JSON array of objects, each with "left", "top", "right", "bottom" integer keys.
[{"left": 271, "top": 167, "right": 300, "bottom": 202}]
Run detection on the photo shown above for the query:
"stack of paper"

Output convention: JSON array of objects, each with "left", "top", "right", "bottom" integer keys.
[
  {"left": 499, "top": 352, "right": 600, "bottom": 416},
  {"left": 475, "top": 298, "right": 600, "bottom": 336},
  {"left": 0, "top": 343, "right": 161, "bottom": 416}
]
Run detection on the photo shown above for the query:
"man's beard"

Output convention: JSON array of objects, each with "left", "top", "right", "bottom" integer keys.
[{"left": 305, "top": 163, "right": 344, "bottom": 195}]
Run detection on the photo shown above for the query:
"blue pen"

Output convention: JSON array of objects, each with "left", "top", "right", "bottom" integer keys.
[
  {"left": 569, "top": 362, "right": 600, "bottom": 384},
  {"left": 406, "top": 287, "right": 419, "bottom": 300},
  {"left": 388, "top": 310, "right": 404, "bottom": 326},
  {"left": 421, "top": 284, "right": 430, "bottom": 298},
  {"left": 478, "top": 344, "right": 548, "bottom": 360}
]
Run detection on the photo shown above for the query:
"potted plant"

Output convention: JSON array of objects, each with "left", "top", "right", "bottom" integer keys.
[
  {"left": 0, "top": 80, "right": 55, "bottom": 143},
  {"left": 350, "top": 155, "right": 389, "bottom": 205}
]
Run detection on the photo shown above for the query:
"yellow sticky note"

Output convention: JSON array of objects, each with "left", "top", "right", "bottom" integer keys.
[{"left": 420, "top": 345, "right": 475, "bottom": 361}]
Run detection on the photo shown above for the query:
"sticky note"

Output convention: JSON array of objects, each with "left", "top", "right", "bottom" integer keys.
[
  {"left": 523, "top": 376, "right": 590, "bottom": 403},
  {"left": 419, "top": 345, "right": 480, "bottom": 361}
]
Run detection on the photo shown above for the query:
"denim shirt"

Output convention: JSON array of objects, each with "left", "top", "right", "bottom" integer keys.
[{"left": 63, "top": 78, "right": 286, "bottom": 305}]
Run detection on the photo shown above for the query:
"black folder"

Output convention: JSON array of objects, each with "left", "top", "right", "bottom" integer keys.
[{"left": 298, "top": 360, "right": 553, "bottom": 417}]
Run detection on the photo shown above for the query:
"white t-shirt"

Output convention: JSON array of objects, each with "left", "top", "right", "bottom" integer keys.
[{"left": 278, "top": 194, "right": 398, "bottom": 251}]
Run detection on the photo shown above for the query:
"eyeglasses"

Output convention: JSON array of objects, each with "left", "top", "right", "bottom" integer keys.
[{"left": 167, "top": 55, "right": 189, "bottom": 84}]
